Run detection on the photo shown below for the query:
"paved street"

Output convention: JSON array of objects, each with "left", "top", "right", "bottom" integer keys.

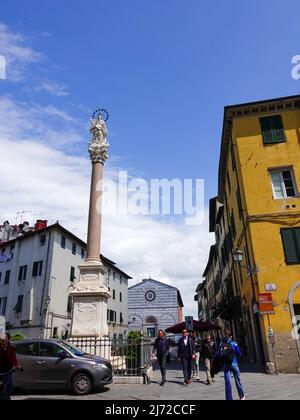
[{"left": 12, "top": 362, "right": 300, "bottom": 400}]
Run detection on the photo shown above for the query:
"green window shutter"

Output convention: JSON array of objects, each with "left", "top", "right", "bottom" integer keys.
[
  {"left": 236, "top": 187, "right": 243, "bottom": 218},
  {"left": 231, "top": 211, "right": 236, "bottom": 241},
  {"left": 281, "top": 229, "right": 300, "bottom": 264},
  {"left": 271, "top": 115, "right": 286, "bottom": 143},
  {"left": 295, "top": 228, "right": 300, "bottom": 259},
  {"left": 260, "top": 117, "right": 273, "bottom": 144},
  {"left": 260, "top": 115, "right": 286, "bottom": 144}
]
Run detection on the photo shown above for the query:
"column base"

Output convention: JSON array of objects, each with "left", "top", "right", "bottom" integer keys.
[{"left": 69, "top": 260, "right": 111, "bottom": 337}]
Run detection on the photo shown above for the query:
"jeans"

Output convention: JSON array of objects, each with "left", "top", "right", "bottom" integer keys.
[
  {"left": 158, "top": 354, "right": 168, "bottom": 383},
  {"left": 0, "top": 371, "right": 13, "bottom": 401},
  {"left": 192, "top": 352, "right": 200, "bottom": 377},
  {"left": 204, "top": 358, "right": 212, "bottom": 382},
  {"left": 181, "top": 357, "right": 192, "bottom": 382},
  {"left": 224, "top": 364, "right": 244, "bottom": 400}
]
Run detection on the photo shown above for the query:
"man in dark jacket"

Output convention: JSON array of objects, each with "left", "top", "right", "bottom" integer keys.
[
  {"left": 153, "top": 330, "right": 170, "bottom": 386},
  {"left": 0, "top": 333, "right": 21, "bottom": 400},
  {"left": 177, "top": 330, "right": 196, "bottom": 385},
  {"left": 201, "top": 333, "right": 216, "bottom": 384}
]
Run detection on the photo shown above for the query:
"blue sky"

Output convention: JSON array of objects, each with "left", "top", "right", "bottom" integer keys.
[
  {"left": 1, "top": 0, "right": 300, "bottom": 316},
  {"left": 2, "top": 0, "right": 300, "bottom": 199}
]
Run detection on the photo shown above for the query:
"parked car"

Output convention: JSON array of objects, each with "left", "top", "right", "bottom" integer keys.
[{"left": 12, "top": 339, "right": 113, "bottom": 395}]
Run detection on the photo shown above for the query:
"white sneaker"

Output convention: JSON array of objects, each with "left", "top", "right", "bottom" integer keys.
[
  {"left": 197, "top": 376, "right": 200, "bottom": 381},
  {"left": 240, "top": 396, "right": 246, "bottom": 400}
]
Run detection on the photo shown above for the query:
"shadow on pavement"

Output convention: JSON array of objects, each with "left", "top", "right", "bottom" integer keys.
[{"left": 13, "top": 386, "right": 111, "bottom": 398}]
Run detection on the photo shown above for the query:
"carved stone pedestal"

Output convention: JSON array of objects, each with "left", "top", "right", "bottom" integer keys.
[{"left": 70, "top": 261, "right": 111, "bottom": 337}]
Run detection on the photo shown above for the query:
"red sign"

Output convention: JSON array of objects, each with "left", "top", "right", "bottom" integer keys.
[{"left": 258, "top": 293, "right": 274, "bottom": 315}]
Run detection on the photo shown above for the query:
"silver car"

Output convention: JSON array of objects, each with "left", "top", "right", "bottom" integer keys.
[{"left": 12, "top": 339, "right": 113, "bottom": 395}]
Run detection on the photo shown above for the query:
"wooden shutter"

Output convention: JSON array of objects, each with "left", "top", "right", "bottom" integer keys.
[
  {"left": 281, "top": 229, "right": 299, "bottom": 264},
  {"left": 271, "top": 115, "right": 286, "bottom": 142},
  {"left": 260, "top": 117, "right": 273, "bottom": 144}
]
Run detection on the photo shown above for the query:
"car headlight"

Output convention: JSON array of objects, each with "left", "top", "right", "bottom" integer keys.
[{"left": 92, "top": 363, "right": 107, "bottom": 370}]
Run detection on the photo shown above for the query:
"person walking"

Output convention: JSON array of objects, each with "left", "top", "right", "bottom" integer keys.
[
  {"left": 177, "top": 330, "right": 196, "bottom": 385},
  {"left": 153, "top": 330, "right": 170, "bottom": 386},
  {"left": 201, "top": 333, "right": 216, "bottom": 385},
  {"left": 191, "top": 331, "right": 201, "bottom": 380},
  {"left": 0, "top": 333, "right": 21, "bottom": 400},
  {"left": 218, "top": 329, "right": 245, "bottom": 401}
]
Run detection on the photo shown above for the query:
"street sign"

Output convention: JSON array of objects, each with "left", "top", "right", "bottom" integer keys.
[
  {"left": 185, "top": 316, "right": 194, "bottom": 331},
  {"left": 258, "top": 293, "right": 275, "bottom": 315},
  {"left": 265, "top": 284, "right": 277, "bottom": 292}
]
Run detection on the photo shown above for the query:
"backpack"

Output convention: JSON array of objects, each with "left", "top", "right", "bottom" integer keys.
[{"left": 220, "top": 341, "right": 234, "bottom": 366}]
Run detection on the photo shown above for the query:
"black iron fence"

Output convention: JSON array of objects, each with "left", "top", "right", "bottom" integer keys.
[{"left": 68, "top": 336, "right": 152, "bottom": 376}]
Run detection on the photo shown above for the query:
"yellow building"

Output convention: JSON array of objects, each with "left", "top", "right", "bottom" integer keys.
[{"left": 218, "top": 94, "right": 300, "bottom": 373}]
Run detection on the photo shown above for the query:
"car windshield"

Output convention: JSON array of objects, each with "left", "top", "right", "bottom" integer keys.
[{"left": 59, "top": 342, "right": 85, "bottom": 357}]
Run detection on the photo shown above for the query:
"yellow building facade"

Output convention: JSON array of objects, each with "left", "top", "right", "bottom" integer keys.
[{"left": 219, "top": 95, "right": 300, "bottom": 373}]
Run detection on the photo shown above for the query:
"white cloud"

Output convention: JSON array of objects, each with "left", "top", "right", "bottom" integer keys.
[
  {"left": 0, "top": 22, "right": 42, "bottom": 81},
  {"left": 0, "top": 97, "right": 214, "bottom": 318},
  {"left": 36, "top": 82, "right": 69, "bottom": 97},
  {"left": 0, "top": 96, "right": 83, "bottom": 149}
]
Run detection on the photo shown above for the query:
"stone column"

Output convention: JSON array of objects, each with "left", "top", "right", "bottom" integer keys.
[{"left": 70, "top": 111, "right": 111, "bottom": 338}]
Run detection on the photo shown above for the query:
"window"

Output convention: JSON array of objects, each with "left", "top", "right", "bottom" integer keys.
[
  {"left": 61, "top": 236, "right": 66, "bottom": 249},
  {"left": 108, "top": 310, "right": 116, "bottom": 323},
  {"left": 18, "top": 265, "right": 27, "bottom": 281},
  {"left": 4, "top": 270, "right": 10, "bottom": 285},
  {"left": 119, "top": 275, "right": 122, "bottom": 284},
  {"left": 15, "top": 295, "right": 23, "bottom": 313},
  {"left": 120, "top": 313, "right": 124, "bottom": 324},
  {"left": 70, "top": 266, "right": 75, "bottom": 282},
  {"left": 81, "top": 248, "right": 85, "bottom": 259},
  {"left": 281, "top": 228, "right": 300, "bottom": 264},
  {"left": 260, "top": 115, "right": 286, "bottom": 144},
  {"left": 40, "top": 234, "right": 46, "bottom": 246},
  {"left": 72, "top": 242, "right": 76, "bottom": 255},
  {"left": 227, "top": 171, "right": 231, "bottom": 194},
  {"left": 231, "top": 144, "right": 236, "bottom": 171},
  {"left": 15, "top": 342, "right": 38, "bottom": 356},
  {"left": 113, "top": 271, "right": 116, "bottom": 281},
  {"left": 270, "top": 169, "right": 297, "bottom": 199},
  {"left": 230, "top": 211, "right": 237, "bottom": 241},
  {"left": 236, "top": 187, "right": 243, "bottom": 218},
  {"left": 113, "top": 289, "right": 116, "bottom": 300},
  {"left": 120, "top": 292, "right": 122, "bottom": 302},
  {"left": 0, "top": 297, "right": 7, "bottom": 315},
  {"left": 39, "top": 342, "right": 62, "bottom": 358},
  {"left": 32, "top": 261, "right": 43, "bottom": 277},
  {"left": 67, "top": 296, "right": 73, "bottom": 316}
]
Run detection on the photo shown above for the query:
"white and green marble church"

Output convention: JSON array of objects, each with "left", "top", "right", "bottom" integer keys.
[{"left": 128, "top": 278, "right": 184, "bottom": 338}]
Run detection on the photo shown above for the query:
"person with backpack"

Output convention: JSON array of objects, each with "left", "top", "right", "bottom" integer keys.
[
  {"left": 201, "top": 333, "right": 216, "bottom": 384},
  {"left": 218, "top": 329, "right": 245, "bottom": 400}
]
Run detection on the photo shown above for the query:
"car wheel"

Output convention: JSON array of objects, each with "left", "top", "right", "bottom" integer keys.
[{"left": 72, "top": 373, "right": 93, "bottom": 396}]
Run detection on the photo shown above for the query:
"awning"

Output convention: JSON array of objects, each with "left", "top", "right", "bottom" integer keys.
[{"left": 165, "top": 320, "right": 222, "bottom": 334}]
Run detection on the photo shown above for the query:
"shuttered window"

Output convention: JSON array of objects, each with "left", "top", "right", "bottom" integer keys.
[
  {"left": 260, "top": 115, "right": 286, "bottom": 144},
  {"left": 281, "top": 228, "right": 300, "bottom": 264},
  {"left": 230, "top": 211, "right": 237, "bottom": 241},
  {"left": 236, "top": 187, "right": 243, "bottom": 218}
]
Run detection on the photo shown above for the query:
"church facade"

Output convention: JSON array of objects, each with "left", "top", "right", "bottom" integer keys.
[{"left": 128, "top": 278, "right": 184, "bottom": 338}]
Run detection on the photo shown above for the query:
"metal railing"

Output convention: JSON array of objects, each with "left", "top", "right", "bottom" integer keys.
[{"left": 68, "top": 336, "right": 152, "bottom": 376}]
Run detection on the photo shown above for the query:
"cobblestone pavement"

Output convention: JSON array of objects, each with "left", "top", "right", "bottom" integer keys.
[{"left": 12, "top": 362, "right": 300, "bottom": 400}]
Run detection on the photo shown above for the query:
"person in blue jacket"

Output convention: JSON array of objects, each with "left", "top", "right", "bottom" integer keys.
[{"left": 218, "top": 329, "right": 245, "bottom": 400}]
